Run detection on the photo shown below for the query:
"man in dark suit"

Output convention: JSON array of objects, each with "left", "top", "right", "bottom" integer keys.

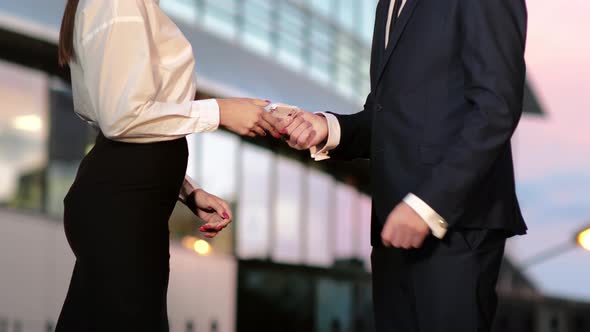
[{"left": 273, "top": 0, "right": 528, "bottom": 331}]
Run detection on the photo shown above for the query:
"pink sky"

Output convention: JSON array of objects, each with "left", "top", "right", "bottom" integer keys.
[
  {"left": 508, "top": 0, "right": 590, "bottom": 299},
  {"left": 516, "top": 0, "right": 590, "bottom": 180}
]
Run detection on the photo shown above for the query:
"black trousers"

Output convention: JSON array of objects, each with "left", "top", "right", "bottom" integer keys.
[
  {"left": 371, "top": 229, "right": 507, "bottom": 332},
  {"left": 56, "top": 132, "right": 188, "bottom": 332}
]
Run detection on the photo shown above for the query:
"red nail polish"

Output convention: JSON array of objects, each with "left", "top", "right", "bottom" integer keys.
[
  {"left": 223, "top": 212, "right": 229, "bottom": 219},
  {"left": 216, "top": 226, "right": 224, "bottom": 231},
  {"left": 273, "top": 133, "right": 281, "bottom": 138},
  {"left": 280, "top": 129, "right": 287, "bottom": 134},
  {"left": 265, "top": 100, "right": 271, "bottom": 103}
]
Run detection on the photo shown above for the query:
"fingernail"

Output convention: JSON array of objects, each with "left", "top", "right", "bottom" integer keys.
[
  {"left": 265, "top": 100, "right": 271, "bottom": 103},
  {"left": 216, "top": 226, "right": 224, "bottom": 231},
  {"left": 223, "top": 212, "right": 230, "bottom": 219},
  {"left": 280, "top": 129, "right": 287, "bottom": 134},
  {"left": 273, "top": 133, "right": 281, "bottom": 138}
]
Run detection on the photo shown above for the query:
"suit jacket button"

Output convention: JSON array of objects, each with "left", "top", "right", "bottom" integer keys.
[{"left": 376, "top": 104, "right": 383, "bottom": 112}]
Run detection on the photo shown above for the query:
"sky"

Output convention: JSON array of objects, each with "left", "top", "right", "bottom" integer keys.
[{"left": 506, "top": 0, "right": 590, "bottom": 301}]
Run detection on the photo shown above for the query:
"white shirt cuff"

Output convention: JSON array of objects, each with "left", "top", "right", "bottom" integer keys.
[
  {"left": 310, "top": 112, "right": 341, "bottom": 161},
  {"left": 191, "top": 98, "right": 220, "bottom": 132},
  {"left": 403, "top": 193, "right": 448, "bottom": 239}
]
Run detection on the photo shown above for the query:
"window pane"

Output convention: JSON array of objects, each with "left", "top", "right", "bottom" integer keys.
[
  {"left": 198, "top": 131, "right": 240, "bottom": 201},
  {"left": 360, "top": 0, "right": 379, "bottom": 43},
  {"left": 334, "top": 183, "right": 355, "bottom": 260},
  {"left": 46, "top": 79, "right": 92, "bottom": 218},
  {"left": 237, "top": 144, "right": 273, "bottom": 258},
  {"left": 304, "top": 170, "right": 333, "bottom": 267},
  {"left": 0, "top": 61, "right": 48, "bottom": 212},
  {"left": 337, "top": 0, "right": 356, "bottom": 33},
  {"left": 160, "top": 0, "right": 199, "bottom": 24},
  {"left": 273, "top": 156, "right": 304, "bottom": 264},
  {"left": 358, "top": 194, "right": 372, "bottom": 271},
  {"left": 307, "top": 0, "right": 334, "bottom": 19}
]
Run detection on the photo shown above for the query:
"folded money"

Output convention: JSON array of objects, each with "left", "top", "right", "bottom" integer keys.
[{"left": 269, "top": 103, "right": 300, "bottom": 121}]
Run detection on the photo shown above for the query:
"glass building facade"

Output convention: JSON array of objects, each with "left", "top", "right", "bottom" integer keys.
[
  {"left": 0, "top": 0, "right": 379, "bottom": 269},
  {"left": 0, "top": 2, "right": 380, "bottom": 327},
  {"left": 161, "top": 0, "right": 378, "bottom": 101}
]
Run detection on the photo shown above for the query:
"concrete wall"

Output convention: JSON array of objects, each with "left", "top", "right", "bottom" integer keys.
[{"left": 0, "top": 209, "right": 236, "bottom": 332}]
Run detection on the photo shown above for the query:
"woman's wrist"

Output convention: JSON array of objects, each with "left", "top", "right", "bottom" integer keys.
[{"left": 216, "top": 99, "right": 229, "bottom": 128}]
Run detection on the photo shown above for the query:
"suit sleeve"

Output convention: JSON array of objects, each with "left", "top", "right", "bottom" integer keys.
[
  {"left": 413, "top": 0, "right": 528, "bottom": 226},
  {"left": 329, "top": 92, "right": 375, "bottom": 160}
]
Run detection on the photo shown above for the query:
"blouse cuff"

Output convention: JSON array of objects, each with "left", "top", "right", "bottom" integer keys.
[{"left": 191, "top": 98, "right": 220, "bottom": 132}]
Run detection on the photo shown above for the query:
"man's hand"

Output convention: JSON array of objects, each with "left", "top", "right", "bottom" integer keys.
[
  {"left": 381, "top": 202, "right": 431, "bottom": 249},
  {"left": 271, "top": 107, "right": 329, "bottom": 150},
  {"left": 187, "top": 189, "right": 233, "bottom": 239}
]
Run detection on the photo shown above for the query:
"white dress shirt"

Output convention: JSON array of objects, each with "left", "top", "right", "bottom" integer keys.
[
  {"left": 70, "top": 0, "right": 216, "bottom": 201},
  {"left": 311, "top": 0, "right": 448, "bottom": 239}
]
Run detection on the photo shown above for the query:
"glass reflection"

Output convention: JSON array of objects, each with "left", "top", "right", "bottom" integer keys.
[
  {"left": 358, "top": 194, "right": 372, "bottom": 271},
  {"left": 0, "top": 61, "right": 47, "bottom": 211},
  {"left": 273, "top": 156, "right": 304, "bottom": 264},
  {"left": 304, "top": 169, "right": 334, "bottom": 267},
  {"left": 334, "top": 183, "right": 355, "bottom": 260},
  {"left": 237, "top": 143, "right": 273, "bottom": 259},
  {"left": 199, "top": 131, "right": 240, "bottom": 201}
]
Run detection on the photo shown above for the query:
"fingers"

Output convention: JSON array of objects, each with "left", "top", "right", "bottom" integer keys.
[
  {"left": 219, "top": 200, "right": 233, "bottom": 220},
  {"left": 412, "top": 234, "right": 426, "bottom": 249},
  {"left": 289, "top": 125, "right": 317, "bottom": 150},
  {"left": 259, "top": 112, "right": 282, "bottom": 138},
  {"left": 209, "top": 198, "right": 228, "bottom": 221},
  {"left": 251, "top": 125, "right": 267, "bottom": 137},
  {"left": 199, "top": 229, "right": 218, "bottom": 238},
  {"left": 383, "top": 227, "right": 427, "bottom": 249},
  {"left": 289, "top": 121, "right": 311, "bottom": 143},
  {"left": 251, "top": 99, "right": 271, "bottom": 107},
  {"left": 282, "top": 113, "right": 307, "bottom": 136},
  {"left": 200, "top": 213, "right": 226, "bottom": 234},
  {"left": 382, "top": 209, "right": 425, "bottom": 249}
]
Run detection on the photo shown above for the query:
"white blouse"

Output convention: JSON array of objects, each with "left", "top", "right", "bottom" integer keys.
[
  {"left": 70, "top": 0, "right": 219, "bottom": 141},
  {"left": 70, "top": 0, "right": 216, "bottom": 200}
]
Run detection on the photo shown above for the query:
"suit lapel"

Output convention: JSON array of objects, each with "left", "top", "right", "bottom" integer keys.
[
  {"left": 375, "top": 0, "right": 421, "bottom": 86},
  {"left": 370, "top": 0, "right": 389, "bottom": 87}
]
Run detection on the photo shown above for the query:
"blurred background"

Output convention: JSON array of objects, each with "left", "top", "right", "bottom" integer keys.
[{"left": 0, "top": 0, "right": 588, "bottom": 331}]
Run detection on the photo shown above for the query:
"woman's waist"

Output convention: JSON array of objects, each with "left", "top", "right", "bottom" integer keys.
[{"left": 75, "top": 133, "right": 188, "bottom": 185}]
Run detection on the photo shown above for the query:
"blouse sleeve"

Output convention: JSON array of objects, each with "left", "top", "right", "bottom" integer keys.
[{"left": 78, "top": 4, "right": 219, "bottom": 142}]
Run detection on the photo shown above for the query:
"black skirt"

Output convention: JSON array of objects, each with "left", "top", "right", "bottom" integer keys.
[{"left": 56, "top": 132, "right": 188, "bottom": 332}]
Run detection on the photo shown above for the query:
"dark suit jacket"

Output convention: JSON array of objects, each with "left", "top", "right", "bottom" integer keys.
[{"left": 330, "top": 0, "right": 528, "bottom": 245}]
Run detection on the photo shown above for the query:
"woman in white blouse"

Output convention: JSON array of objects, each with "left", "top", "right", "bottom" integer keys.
[{"left": 55, "top": 0, "right": 280, "bottom": 330}]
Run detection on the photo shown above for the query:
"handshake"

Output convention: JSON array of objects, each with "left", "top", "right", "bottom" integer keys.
[{"left": 216, "top": 98, "right": 329, "bottom": 151}]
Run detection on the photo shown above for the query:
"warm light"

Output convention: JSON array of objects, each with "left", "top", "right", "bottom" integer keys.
[
  {"left": 181, "top": 236, "right": 198, "bottom": 250},
  {"left": 193, "top": 240, "right": 211, "bottom": 256},
  {"left": 181, "top": 236, "right": 211, "bottom": 256},
  {"left": 577, "top": 228, "right": 590, "bottom": 251},
  {"left": 12, "top": 115, "right": 42, "bottom": 132}
]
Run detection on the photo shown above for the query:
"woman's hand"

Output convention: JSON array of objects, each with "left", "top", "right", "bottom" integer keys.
[
  {"left": 217, "top": 98, "right": 280, "bottom": 138},
  {"left": 189, "top": 189, "right": 233, "bottom": 238}
]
